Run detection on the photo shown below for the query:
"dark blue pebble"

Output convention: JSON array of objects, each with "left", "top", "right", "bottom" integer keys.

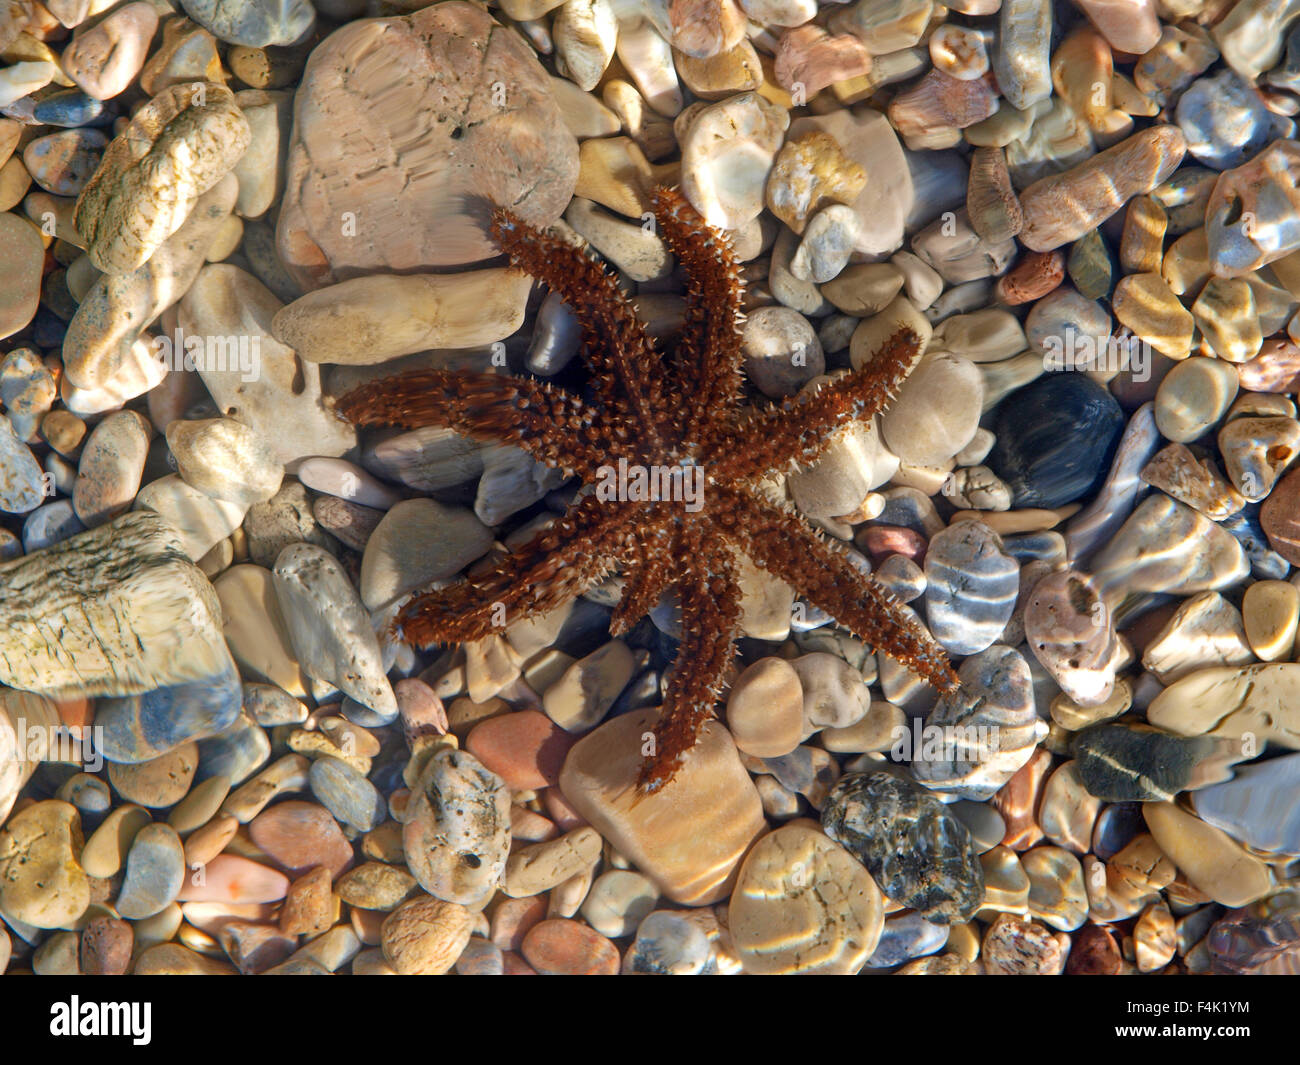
[
  {"left": 32, "top": 90, "right": 107, "bottom": 128},
  {"left": 987, "top": 373, "right": 1125, "bottom": 509}
]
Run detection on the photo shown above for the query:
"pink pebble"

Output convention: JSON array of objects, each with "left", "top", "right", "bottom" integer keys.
[
  {"left": 466, "top": 709, "right": 574, "bottom": 790},
  {"left": 858, "top": 524, "right": 928, "bottom": 563},
  {"left": 177, "top": 855, "right": 290, "bottom": 904}
]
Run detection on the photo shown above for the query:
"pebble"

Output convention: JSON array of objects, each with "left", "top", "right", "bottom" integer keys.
[
  {"left": 560, "top": 707, "right": 765, "bottom": 905},
  {"left": 61, "top": 2, "right": 158, "bottom": 100},
  {"left": 725, "top": 657, "right": 804, "bottom": 758},
  {"left": 80, "top": 916, "right": 133, "bottom": 976},
  {"left": 1192, "top": 751, "right": 1300, "bottom": 855},
  {"left": 1206, "top": 140, "right": 1300, "bottom": 277},
  {"left": 115, "top": 823, "right": 185, "bottom": 919},
  {"left": 1148, "top": 662, "right": 1300, "bottom": 750},
  {"left": 1021, "top": 845, "right": 1088, "bottom": 930},
  {"left": 0, "top": 217, "right": 41, "bottom": 341},
  {"left": 1242, "top": 579, "right": 1300, "bottom": 660},
  {"left": 0, "top": 415, "right": 50, "bottom": 513},
  {"left": 1024, "top": 569, "right": 1117, "bottom": 705},
  {"left": 822, "top": 770, "right": 984, "bottom": 924},
  {"left": 72, "top": 410, "right": 151, "bottom": 529},
  {"left": 912, "top": 645, "right": 1046, "bottom": 800},
  {"left": 988, "top": 374, "right": 1126, "bottom": 509},
  {"left": 0, "top": 800, "right": 89, "bottom": 928},
  {"left": 1089, "top": 494, "right": 1250, "bottom": 608},
  {"left": 1144, "top": 801, "right": 1272, "bottom": 908},
  {"left": 1141, "top": 591, "right": 1253, "bottom": 683},
  {"left": 23, "top": 128, "right": 106, "bottom": 197},
  {"left": 543, "top": 640, "right": 636, "bottom": 733},
  {"left": 381, "top": 895, "right": 474, "bottom": 976},
  {"left": 1018, "top": 125, "right": 1186, "bottom": 252},
  {"left": 277, "top": 4, "right": 575, "bottom": 286},
  {"left": 405, "top": 747, "right": 511, "bottom": 908},
  {"left": 165, "top": 418, "right": 284, "bottom": 506},
  {"left": 309, "top": 756, "right": 385, "bottom": 833},
  {"left": 75, "top": 87, "right": 248, "bottom": 279},
  {"left": 1038, "top": 761, "right": 1102, "bottom": 854},
  {"left": 272, "top": 543, "right": 396, "bottom": 719},
  {"left": 880, "top": 353, "right": 983, "bottom": 468},
  {"left": 923, "top": 520, "right": 1019, "bottom": 655},
  {"left": 108, "top": 743, "right": 198, "bottom": 807},
  {"left": 248, "top": 801, "right": 353, "bottom": 878},
  {"left": 982, "top": 913, "right": 1067, "bottom": 974},
  {"left": 1073, "top": 722, "right": 1233, "bottom": 802},
  {"left": 522, "top": 917, "right": 620, "bottom": 976}
]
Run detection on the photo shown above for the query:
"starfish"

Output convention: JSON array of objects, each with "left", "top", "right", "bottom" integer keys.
[{"left": 337, "top": 186, "right": 958, "bottom": 791}]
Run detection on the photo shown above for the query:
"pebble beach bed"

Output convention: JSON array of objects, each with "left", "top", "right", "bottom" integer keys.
[{"left": 0, "top": 0, "right": 1298, "bottom": 980}]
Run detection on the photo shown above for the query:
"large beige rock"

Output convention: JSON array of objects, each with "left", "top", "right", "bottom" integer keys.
[
  {"left": 271, "top": 269, "right": 533, "bottom": 364},
  {"left": 275, "top": 2, "right": 579, "bottom": 289},
  {"left": 0, "top": 800, "right": 90, "bottom": 929},
  {"left": 75, "top": 82, "right": 249, "bottom": 275},
  {"left": 729, "top": 824, "right": 883, "bottom": 974},
  {"left": 1147, "top": 663, "right": 1300, "bottom": 749},
  {"left": 0, "top": 510, "right": 233, "bottom": 698},
  {"left": 558, "top": 706, "right": 767, "bottom": 905}
]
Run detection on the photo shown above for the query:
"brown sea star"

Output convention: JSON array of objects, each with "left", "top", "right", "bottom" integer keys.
[{"left": 337, "top": 186, "right": 958, "bottom": 791}]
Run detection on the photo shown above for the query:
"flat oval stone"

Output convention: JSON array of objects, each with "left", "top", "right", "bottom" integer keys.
[
  {"left": 464, "top": 709, "right": 574, "bottom": 790},
  {"left": 248, "top": 800, "right": 353, "bottom": 877},
  {"left": 308, "top": 755, "right": 385, "bottom": 832},
  {"left": 821, "top": 769, "right": 984, "bottom": 924},
  {"left": 559, "top": 706, "right": 766, "bottom": 906},
  {"left": 1143, "top": 801, "right": 1271, "bottom": 907},
  {"left": 165, "top": 418, "right": 284, "bottom": 506},
  {"left": 923, "top": 520, "right": 1019, "bottom": 655},
  {"left": 404, "top": 747, "right": 511, "bottom": 908},
  {"left": 1147, "top": 662, "right": 1300, "bottom": 749},
  {"left": 115, "top": 822, "right": 185, "bottom": 919},
  {"left": 359, "top": 498, "right": 493, "bottom": 612},
  {"left": 912, "top": 645, "right": 1046, "bottom": 800},
  {"left": 107, "top": 742, "right": 199, "bottom": 807},
  {"left": 580, "top": 870, "right": 659, "bottom": 939},
  {"left": 988, "top": 373, "right": 1126, "bottom": 509},
  {"left": 622, "top": 909, "right": 714, "bottom": 975},
  {"left": 73, "top": 410, "right": 152, "bottom": 529},
  {"left": 23, "top": 128, "right": 106, "bottom": 196},
  {"left": 729, "top": 824, "right": 884, "bottom": 974},
  {"left": 521, "top": 917, "right": 620, "bottom": 976},
  {"left": 381, "top": 895, "right": 474, "bottom": 975}
]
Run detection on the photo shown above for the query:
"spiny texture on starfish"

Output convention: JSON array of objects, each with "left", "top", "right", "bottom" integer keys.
[{"left": 337, "top": 186, "right": 958, "bottom": 792}]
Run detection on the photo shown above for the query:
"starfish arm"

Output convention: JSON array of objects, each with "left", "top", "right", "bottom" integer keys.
[
  {"left": 336, "top": 367, "right": 630, "bottom": 482},
  {"left": 490, "top": 209, "right": 668, "bottom": 453},
  {"left": 718, "top": 485, "right": 958, "bottom": 692},
  {"left": 649, "top": 186, "right": 747, "bottom": 441},
  {"left": 394, "top": 493, "right": 641, "bottom": 646},
  {"left": 608, "top": 514, "right": 677, "bottom": 637},
  {"left": 639, "top": 535, "right": 742, "bottom": 792},
  {"left": 711, "top": 327, "right": 924, "bottom": 483}
]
